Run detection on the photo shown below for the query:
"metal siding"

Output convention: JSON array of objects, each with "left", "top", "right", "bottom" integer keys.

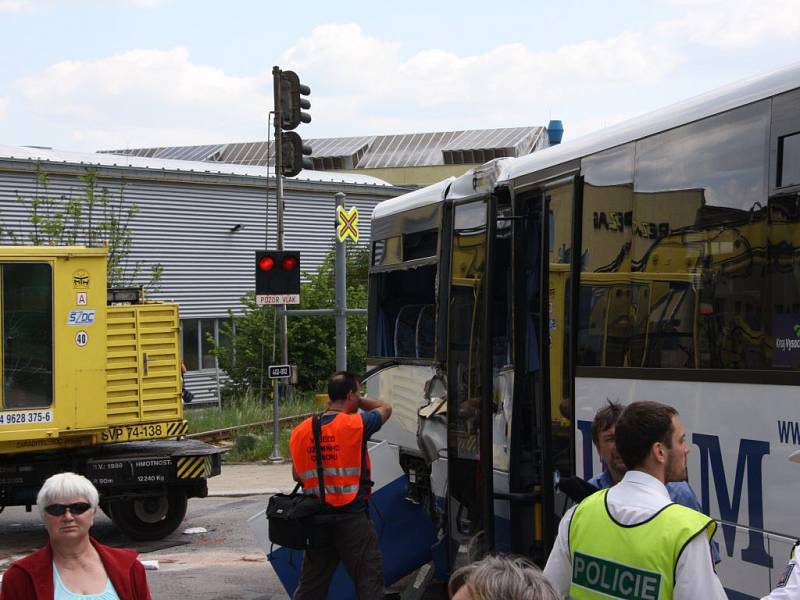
[{"left": 0, "top": 163, "right": 395, "bottom": 322}]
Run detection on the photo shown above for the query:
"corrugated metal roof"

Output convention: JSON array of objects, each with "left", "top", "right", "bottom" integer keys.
[
  {"left": 3, "top": 145, "right": 391, "bottom": 186},
  {"left": 99, "top": 126, "right": 546, "bottom": 171}
]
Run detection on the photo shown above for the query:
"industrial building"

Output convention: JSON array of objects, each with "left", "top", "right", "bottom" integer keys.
[{"left": 0, "top": 144, "right": 404, "bottom": 403}]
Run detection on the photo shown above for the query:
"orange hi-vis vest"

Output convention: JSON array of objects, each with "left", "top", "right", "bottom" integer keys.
[{"left": 289, "top": 413, "right": 371, "bottom": 507}]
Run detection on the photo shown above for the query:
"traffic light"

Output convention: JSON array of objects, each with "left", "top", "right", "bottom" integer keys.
[
  {"left": 255, "top": 251, "right": 301, "bottom": 296},
  {"left": 278, "top": 70, "right": 311, "bottom": 131},
  {"left": 281, "top": 131, "right": 313, "bottom": 178},
  {"left": 274, "top": 67, "right": 313, "bottom": 177}
]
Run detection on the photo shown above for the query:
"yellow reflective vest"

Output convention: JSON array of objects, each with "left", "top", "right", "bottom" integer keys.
[{"left": 568, "top": 489, "right": 716, "bottom": 600}]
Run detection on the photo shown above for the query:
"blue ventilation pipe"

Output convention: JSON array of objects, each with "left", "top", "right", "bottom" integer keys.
[{"left": 547, "top": 120, "right": 564, "bottom": 145}]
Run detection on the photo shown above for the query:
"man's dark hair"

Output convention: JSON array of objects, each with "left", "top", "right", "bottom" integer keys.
[
  {"left": 591, "top": 400, "right": 623, "bottom": 446},
  {"left": 327, "top": 371, "right": 359, "bottom": 402},
  {"left": 614, "top": 401, "right": 678, "bottom": 470}
]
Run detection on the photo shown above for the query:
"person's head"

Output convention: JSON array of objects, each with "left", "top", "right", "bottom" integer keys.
[
  {"left": 614, "top": 401, "right": 688, "bottom": 483},
  {"left": 448, "top": 554, "right": 560, "bottom": 600},
  {"left": 327, "top": 371, "right": 361, "bottom": 413},
  {"left": 591, "top": 400, "right": 626, "bottom": 482},
  {"left": 37, "top": 472, "right": 99, "bottom": 544}
]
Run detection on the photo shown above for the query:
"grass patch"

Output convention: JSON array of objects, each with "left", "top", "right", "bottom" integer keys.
[
  {"left": 185, "top": 391, "right": 319, "bottom": 434},
  {"left": 225, "top": 429, "right": 294, "bottom": 462},
  {"left": 185, "top": 390, "right": 322, "bottom": 462}
]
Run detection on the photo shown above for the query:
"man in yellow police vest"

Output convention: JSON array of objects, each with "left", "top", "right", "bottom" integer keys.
[
  {"left": 543, "top": 401, "right": 726, "bottom": 599},
  {"left": 289, "top": 371, "right": 392, "bottom": 600}
]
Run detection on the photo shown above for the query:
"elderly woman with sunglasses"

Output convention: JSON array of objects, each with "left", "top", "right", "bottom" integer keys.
[{"left": 0, "top": 472, "right": 152, "bottom": 600}]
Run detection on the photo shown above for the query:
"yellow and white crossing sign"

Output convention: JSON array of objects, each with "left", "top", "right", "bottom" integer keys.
[{"left": 337, "top": 205, "right": 359, "bottom": 243}]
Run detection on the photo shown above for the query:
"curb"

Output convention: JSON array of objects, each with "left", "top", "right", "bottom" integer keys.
[{"left": 207, "top": 489, "right": 289, "bottom": 498}]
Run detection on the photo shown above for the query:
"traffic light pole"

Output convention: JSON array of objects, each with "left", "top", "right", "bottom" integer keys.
[
  {"left": 271, "top": 65, "right": 288, "bottom": 462},
  {"left": 334, "top": 193, "right": 347, "bottom": 372}
]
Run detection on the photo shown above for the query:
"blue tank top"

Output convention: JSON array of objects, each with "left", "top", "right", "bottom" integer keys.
[{"left": 53, "top": 562, "right": 121, "bottom": 600}]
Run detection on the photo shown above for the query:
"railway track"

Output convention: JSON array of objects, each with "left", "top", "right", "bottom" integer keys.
[{"left": 187, "top": 412, "right": 313, "bottom": 444}]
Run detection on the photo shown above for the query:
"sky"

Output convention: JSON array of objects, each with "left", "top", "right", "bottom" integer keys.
[{"left": 0, "top": 0, "right": 799, "bottom": 153}]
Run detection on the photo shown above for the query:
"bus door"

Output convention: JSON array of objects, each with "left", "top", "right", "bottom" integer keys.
[
  {"left": 445, "top": 195, "right": 497, "bottom": 563},
  {"left": 508, "top": 175, "right": 580, "bottom": 562}
]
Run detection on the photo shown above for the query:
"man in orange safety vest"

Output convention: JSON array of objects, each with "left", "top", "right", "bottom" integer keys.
[{"left": 289, "top": 371, "right": 392, "bottom": 600}]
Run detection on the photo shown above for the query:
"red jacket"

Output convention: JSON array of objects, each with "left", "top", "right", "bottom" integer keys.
[{"left": 0, "top": 538, "right": 152, "bottom": 600}]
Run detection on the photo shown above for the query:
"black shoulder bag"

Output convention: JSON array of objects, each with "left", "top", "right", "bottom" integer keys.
[{"left": 266, "top": 414, "right": 329, "bottom": 550}]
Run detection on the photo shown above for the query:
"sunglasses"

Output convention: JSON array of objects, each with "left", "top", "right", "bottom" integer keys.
[{"left": 44, "top": 502, "right": 92, "bottom": 517}]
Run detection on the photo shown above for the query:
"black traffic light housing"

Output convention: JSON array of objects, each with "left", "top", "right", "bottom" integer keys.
[
  {"left": 274, "top": 67, "right": 313, "bottom": 177},
  {"left": 255, "top": 251, "right": 301, "bottom": 296},
  {"left": 281, "top": 131, "right": 313, "bottom": 178},
  {"left": 278, "top": 70, "right": 311, "bottom": 131}
]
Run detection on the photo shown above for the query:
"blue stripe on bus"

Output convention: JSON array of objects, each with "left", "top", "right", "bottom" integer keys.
[
  {"left": 725, "top": 587, "right": 758, "bottom": 600},
  {"left": 269, "top": 473, "right": 437, "bottom": 599}
]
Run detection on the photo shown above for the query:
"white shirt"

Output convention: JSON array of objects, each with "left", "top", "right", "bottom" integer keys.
[
  {"left": 762, "top": 545, "right": 800, "bottom": 599},
  {"left": 543, "top": 470, "right": 727, "bottom": 600}
]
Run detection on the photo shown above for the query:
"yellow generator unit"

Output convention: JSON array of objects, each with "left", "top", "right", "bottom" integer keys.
[{"left": 0, "top": 247, "right": 223, "bottom": 540}]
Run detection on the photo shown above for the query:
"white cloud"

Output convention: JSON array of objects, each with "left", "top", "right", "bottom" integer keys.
[
  {"left": 281, "top": 24, "right": 682, "bottom": 137},
  {"left": 0, "top": 0, "right": 37, "bottom": 12},
  {"left": 16, "top": 47, "right": 273, "bottom": 146},
  {"left": 0, "top": 97, "right": 7, "bottom": 120},
  {"left": 665, "top": 0, "right": 800, "bottom": 48}
]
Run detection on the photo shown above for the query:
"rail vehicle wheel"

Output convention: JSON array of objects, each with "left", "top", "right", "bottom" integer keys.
[{"left": 109, "top": 488, "right": 187, "bottom": 541}]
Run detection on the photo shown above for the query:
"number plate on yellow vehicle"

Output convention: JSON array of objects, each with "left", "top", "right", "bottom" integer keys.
[
  {"left": 100, "top": 422, "right": 167, "bottom": 443},
  {"left": 0, "top": 410, "right": 54, "bottom": 426}
]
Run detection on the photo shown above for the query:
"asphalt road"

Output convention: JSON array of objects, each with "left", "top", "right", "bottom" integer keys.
[{"left": 0, "top": 494, "right": 290, "bottom": 600}]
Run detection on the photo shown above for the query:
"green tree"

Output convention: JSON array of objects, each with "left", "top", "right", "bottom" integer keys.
[
  {"left": 7, "top": 164, "right": 162, "bottom": 289},
  {"left": 214, "top": 245, "right": 370, "bottom": 397},
  {"left": 213, "top": 294, "right": 277, "bottom": 401}
]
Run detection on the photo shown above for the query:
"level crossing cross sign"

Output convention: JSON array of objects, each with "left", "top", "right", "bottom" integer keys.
[{"left": 337, "top": 206, "right": 359, "bottom": 243}]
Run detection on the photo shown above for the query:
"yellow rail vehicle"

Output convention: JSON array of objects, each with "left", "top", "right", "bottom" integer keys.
[{"left": 0, "top": 247, "right": 222, "bottom": 540}]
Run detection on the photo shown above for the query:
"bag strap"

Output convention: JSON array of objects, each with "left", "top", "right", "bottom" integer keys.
[{"left": 313, "top": 413, "right": 326, "bottom": 504}]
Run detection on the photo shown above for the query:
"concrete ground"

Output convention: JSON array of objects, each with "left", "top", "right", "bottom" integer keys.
[{"left": 207, "top": 461, "right": 296, "bottom": 497}]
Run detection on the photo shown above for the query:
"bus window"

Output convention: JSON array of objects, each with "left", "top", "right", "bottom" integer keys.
[
  {"left": 605, "top": 286, "right": 633, "bottom": 366},
  {"left": 368, "top": 265, "right": 436, "bottom": 359},
  {"left": 628, "top": 283, "right": 650, "bottom": 367},
  {"left": 403, "top": 229, "right": 438, "bottom": 261},
  {"left": 576, "top": 286, "right": 608, "bottom": 367},
  {"left": 548, "top": 184, "right": 573, "bottom": 265},
  {"left": 581, "top": 143, "right": 634, "bottom": 274},
  {"left": 778, "top": 132, "right": 800, "bottom": 188},
  {"left": 449, "top": 201, "right": 488, "bottom": 456},
  {"left": 768, "top": 196, "right": 800, "bottom": 369},
  {"left": 3, "top": 263, "right": 53, "bottom": 409},
  {"left": 644, "top": 282, "right": 695, "bottom": 368},
  {"left": 372, "top": 236, "right": 402, "bottom": 267}
]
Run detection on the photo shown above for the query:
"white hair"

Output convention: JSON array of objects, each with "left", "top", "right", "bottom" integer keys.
[
  {"left": 36, "top": 472, "right": 99, "bottom": 520},
  {"left": 449, "top": 554, "right": 560, "bottom": 600}
]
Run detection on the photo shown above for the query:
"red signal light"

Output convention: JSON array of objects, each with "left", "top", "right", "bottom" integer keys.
[
  {"left": 281, "top": 255, "right": 299, "bottom": 271},
  {"left": 258, "top": 255, "right": 275, "bottom": 271}
]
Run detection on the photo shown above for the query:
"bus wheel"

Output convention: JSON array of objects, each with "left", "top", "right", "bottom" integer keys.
[{"left": 109, "top": 489, "right": 187, "bottom": 541}]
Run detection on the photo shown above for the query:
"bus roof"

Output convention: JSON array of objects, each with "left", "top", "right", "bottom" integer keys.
[
  {"left": 372, "top": 176, "right": 455, "bottom": 220},
  {"left": 505, "top": 61, "right": 800, "bottom": 182}
]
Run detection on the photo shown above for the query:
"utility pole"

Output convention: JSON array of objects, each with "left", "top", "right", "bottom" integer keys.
[
  {"left": 334, "top": 192, "right": 347, "bottom": 371},
  {"left": 266, "top": 66, "right": 313, "bottom": 462},
  {"left": 271, "top": 66, "right": 286, "bottom": 462}
]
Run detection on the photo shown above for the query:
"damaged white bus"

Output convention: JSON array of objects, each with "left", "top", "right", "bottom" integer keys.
[{"left": 366, "top": 62, "right": 800, "bottom": 600}]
